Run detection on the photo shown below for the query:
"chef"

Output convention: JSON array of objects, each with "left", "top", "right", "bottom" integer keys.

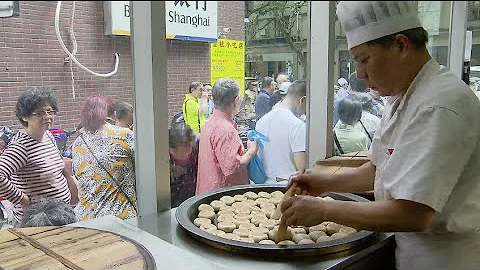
[{"left": 281, "top": 1, "right": 480, "bottom": 269}]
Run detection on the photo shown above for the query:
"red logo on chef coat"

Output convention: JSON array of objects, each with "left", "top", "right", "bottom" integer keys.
[{"left": 387, "top": 148, "right": 394, "bottom": 155}]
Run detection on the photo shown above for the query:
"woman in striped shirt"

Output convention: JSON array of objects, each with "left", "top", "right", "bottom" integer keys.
[{"left": 0, "top": 87, "right": 77, "bottom": 223}]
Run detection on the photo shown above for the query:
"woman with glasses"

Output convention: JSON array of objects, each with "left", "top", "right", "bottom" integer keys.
[
  {"left": 0, "top": 87, "right": 78, "bottom": 225},
  {"left": 72, "top": 94, "right": 136, "bottom": 220}
]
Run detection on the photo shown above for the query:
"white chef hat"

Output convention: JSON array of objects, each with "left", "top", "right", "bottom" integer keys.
[{"left": 336, "top": 1, "right": 422, "bottom": 50}]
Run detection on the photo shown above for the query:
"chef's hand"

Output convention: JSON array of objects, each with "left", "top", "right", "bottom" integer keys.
[
  {"left": 286, "top": 169, "right": 331, "bottom": 197},
  {"left": 280, "top": 195, "right": 327, "bottom": 227}
]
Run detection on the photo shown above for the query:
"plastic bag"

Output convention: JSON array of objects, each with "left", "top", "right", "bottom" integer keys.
[{"left": 246, "top": 130, "right": 269, "bottom": 184}]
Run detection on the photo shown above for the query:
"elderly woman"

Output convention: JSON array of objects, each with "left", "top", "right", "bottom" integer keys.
[
  {"left": 0, "top": 87, "right": 77, "bottom": 224},
  {"left": 333, "top": 98, "right": 369, "bottom": 154},
  {"left": 113, "top": 101, "right": 134, "bottom": 130},
  {"left": 72, "top": 95, "right": 136, "bottom": 220}
]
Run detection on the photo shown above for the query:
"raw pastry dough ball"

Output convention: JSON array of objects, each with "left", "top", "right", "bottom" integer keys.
[
  {"left": 217, "top": 215, "right": 235, "bottom": 223},
  {"left": 326, "top": 223, "right": 342, "bottom": 235},
  {"left": 210, "top": 200, "right": 226, "bottom": 211},
  {"left": 238, "top": 237, "right": 255, "bottom": 243},
  {"left": 205, "top": 229, "right": 226, "bottom": 237},
  {"left": 233, "top": 228, "right": 251, "bottom": 238},
  {"left": 309, "top": 230, "right": 328, "bottom": 241},
  {"left": 217, "top": 210, "right": 235, "bottom": 217},
  {"left": 232, "top": 202, "right": 247, "bottom": 209},
  {"left": 309, "top": 224, "right": 327, "bottom": 232},
  {"left": 249, "top": 232, "right": 268, "bottom": 243},
  {"left": 290, "top": 227, "right": 307, "bottom": 235},
  {"left": 298, "top": 239, "right": 316, "bottom": 245},
  {"left": 251, "top": 211, "right": 267, "bottom": 218},
  {"left": 222, "top": 233, "right": 241, "bottom": 240},
  {"left": 269, "top": 227, "right": 293, "bottom": 240},
  {"left": 260, "top": 202, "right": 276, "bottom": 211},
  {"left": 194, "top": 217, "right": 212, "bottom": 227},
  {"left": 277, "top": 240, "right": 296, "bottom": 245},
  {"left": 235, "top": 212, "right": 252, "bottom": 220},
  {"left": 198, "top": 210, "right": 215, "bottom": 220},
  {"left": 219, "top": 205, "right": 235, "bottom": 212},
  {"left": 268, "top": 197, "right": 282, "bottom": 206},
  {"left": 220, "top": 196, "right": 235, "bottom": 206},
  {"left": 200, "top": 223, "right": 217, "bottom": 231},
  {"left": 251, "top": 226, "right": 269, "bottom": 235},
  {"left": 316, "top": 236, "right": 332, "bottom": 243},
  {"left": 320, "top": 221, "right": 330, "bottom": 227},
  {"left": 339, "top": 226, "right": 358, "bottom": 235},
  {"left": 239, "top": 223, "right": 256, "bottom": 230},
  {"left": 259, "top": 220, "right": 276, "bottom": 230},
  {"left": 244, "top": 200, "right": 257, "bottom": 207},
  {"left": 244, "top": 191, "right": 258, "bottom": 200},
  {"left": 259, "top": 240, "right": 276, "bottom": 245},
  {"left": 258, "top": 191, "right": 272, "bottom": 199},
  {"left": 217, "top": 222, "right": 237, "bottom": 233},
  {"left": 255, "top": 198, "right": 269, "bottom": 205},
  {"left": 233, "top": 194, "right": 247, "bottom": 202},
  {"left": 262, "top": 208, "right": 275, "bottom": 219},
  {"left": 251, "top": 215, "right": 268, "bottom": 226},
  {"left": 198, "top": 204, "right": 215, "bottom": 212},
  {"left": 234, "top": 207, "right": 251, "bottom": 215},
  {"left": 330, "top": 232, "right": 348, "bottom": 239},
  {"left": 292, "top": 233, "right": 310, "bottom": 244},
  {"left": 270, "top": 191, "right": 284, "bottom": 198},
  {"left": 233, "top": 218, "right": 251, "bottom": 228},
  {"left": 248, "top": 205, "right": 262, "bottom": 212}
]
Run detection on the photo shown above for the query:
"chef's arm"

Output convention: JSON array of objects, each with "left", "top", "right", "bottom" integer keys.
[
  {"left": 293, "top": 152, "right": 306, "bottom": 173},
  {"left": 325, "top": 199, "right": 435, "bottom": 232},
  {"left": 312, "top": 161, "right": 376, "bottom": 194}
]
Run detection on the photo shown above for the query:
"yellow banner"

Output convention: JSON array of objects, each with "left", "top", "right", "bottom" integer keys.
[{"left": 210, "top": 39, "right": 245, "bottom": 95}]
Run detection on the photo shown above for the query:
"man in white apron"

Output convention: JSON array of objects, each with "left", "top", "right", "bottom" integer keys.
[{"left": 281, "top": 2, "right": 480, "bottom": 269}]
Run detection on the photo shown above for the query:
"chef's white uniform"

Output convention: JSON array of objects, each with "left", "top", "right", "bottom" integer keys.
[{"left": 370, "top": 59, "right": 480, "bottom": 270}]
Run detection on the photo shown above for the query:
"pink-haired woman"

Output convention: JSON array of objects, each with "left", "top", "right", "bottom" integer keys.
[{"left": 72, "top": 95, "right": 136, "bottom": 220}]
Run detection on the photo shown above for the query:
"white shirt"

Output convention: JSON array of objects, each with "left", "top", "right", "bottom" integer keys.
[
  {"left": 255, "top": 107, "right": 306, "bottom": 184},
  {"left": 370, "top": 59, "right": 480, "bottom": 270}
]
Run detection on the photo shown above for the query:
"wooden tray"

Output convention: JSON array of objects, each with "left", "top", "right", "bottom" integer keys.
[{"left": 0, "top": 226, "right": 156, "bottom": 270}]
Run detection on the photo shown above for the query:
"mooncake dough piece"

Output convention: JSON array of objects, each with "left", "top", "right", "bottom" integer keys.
[
  {"left": 316, "top": 236, "right": 332, "bottom": 243},
  {"left": 235, "top": 212, "right": 252, "bottom": 220},
  {"left": 217, "top": 222, "right": 237, "bottom": 233},
  {"left": 251, "top": 226, "right": 269, "bottom": 235},
  {"left": 320, "top": 221, "right": 330, "bottom": 227},
  {"left": 255, "top": 197, "right": 269, "bottom": 205},
  {"left": 309, "top": 230, "right": 328, "bottom": 241},
  {"left": 232, "top": 202, "right": 247, "bottom": 209},
  {"left": 260, "top": 202, "right": 276, "bottom": 210},
  {"left": 217, "top": 215, "right": 236, "bottom": 223},
  {"left": 233, "top": 194, "right": 247, "bottom": 202},
  {"left": 326, "top": 223, "right": 342, "bottom": 235},
  {"left": 193, "top": 217, "right": 212, "bottom": 227},
  {"left": 259, "top": 240, "right": 276, "bottom": 245},
  {"left": 249, "top": 232, "right": 268, "bottom": 243},
  {"left": 205, "top": 229, "right": 227, "bottom": 237},
  {"left": 248, "top": 205, "right": 262, "bottom": 212},
  {"left": 268, "top": 196, "right": 282, "bottom": 206},
  {"left": 238, "top": 237, "right": 255, "bottom": 243},
  {"left": 251, "top": 211, "right": 267, "bottom": 218},
  {"left": 244, "top": 200, "right": 258, "bottom": 207},
  {"left": 222, "top": 233, "right": 241, "bottom": 240},
  {"left": 251, "top": 215, "right": 268, "bottom": 226},
  {"left": 200, "top": 223, "right": 217, "bottom": 231},
  {"left": 233, "top": 228, "right": 251, "bottom": 238},
  {"left": 262, "top": 208, "right": 275, "bottom": 219},
  {"left": 219, "top": 205, "right": 235, "bottom": 212},
  {"left": 210, "top": 200, "right": 226, "bottom": 211},
  {"left": 217, "top": 210, "right": 235, "bottom": 217},
  {"left": 258, "top": 191, "right": 272, "bottom": 199},
  {"left": 239, "top": 223, "right": 256, "bottom": 230},
  {"left": 290, "top": 227, "right": 307, "bottom": 235},
  {"left": 270, "top": 190, "right": 284, "bottom": 198},
  {"left": 292, "top": 233, "right": 310, "bottom": 244},
  {"left": 298, "top": 239, "right": 316, "bottom": 245},
  {"left": 234, "top": 207, "right": 251, "bottom": 215},
  {"left": 259, "top": 219, "right": 276, "bottom": 230},
  {"left": 277, "top": 240, "right": 296, "bottom": 245},
  {"left": 330, "top": 232, "right": 349, "bottom": 239},
  {"left": 233, "top": 218, "right": 251, "bottom": 228},
  {"left": 198, "top": 204, "right": 215, "bottom": 212},
  {"left": 220, "top": 195, "right": 235, "bottom": 206},
  {"left": 269, "top": 227, "right": 293, "bottom": 240},
  {"left": 198, "top": 210, "right": 216, "bottom": 220},
  {"left": 339, "top": 226, "right": 358, "bottom": 235},
  {"left": 309, "top": 224, "right": 327, "bottom": 232},
  {"left": 244, "top": 191, "right": 258, "bottom": 200}
]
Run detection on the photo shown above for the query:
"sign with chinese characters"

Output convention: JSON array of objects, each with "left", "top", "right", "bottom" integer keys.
[
  {"left": 104, "top": 1, "right": 218, "bottom": 42},
  {"left": 166, "top": 1, "right": 218, "bottom": 42},
  {"left": 210, "top": 39, "right": 245, "bottom": 94}
]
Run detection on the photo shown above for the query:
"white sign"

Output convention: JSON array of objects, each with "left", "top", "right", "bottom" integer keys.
[
  {"left": 166, "top": 1, "right": 217, "bottom": 42},
  {"left": 104, "top": 1, "right": 217, "bottom": 43}
]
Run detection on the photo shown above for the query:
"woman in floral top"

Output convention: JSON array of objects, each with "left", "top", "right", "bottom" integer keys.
[{"left": 72, "top": 95, "right": 136, "bottom": 220}]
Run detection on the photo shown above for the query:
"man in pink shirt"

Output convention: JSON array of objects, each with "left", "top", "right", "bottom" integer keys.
[{"left": 196, "top": 78, "right": 258, "bottom": 194}]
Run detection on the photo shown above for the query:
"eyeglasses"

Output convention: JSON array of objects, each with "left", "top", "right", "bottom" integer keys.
[{"left": 31, "top": 110, "right": 57, "bottom": 117}]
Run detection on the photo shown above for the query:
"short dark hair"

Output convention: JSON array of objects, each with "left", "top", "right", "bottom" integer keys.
[
  {"left": 212, "top": 78, "right": 239, "bottom": 109},
  {"left": 286, "top": 80, "right": 306, "bottom": 99},
  {"left": 338, "top": 98, "right": 363, "bottom": 126},
  {"left": 261, "top": 77, "right": 273, "bottom": 90},
  {"left": 367, "top": 27, "right": 429, "bottom": 50},
  {"left": 113, "top": 102, "right": 133, "bottom": 121},
  {"left": 15, "top": 87, "right": 59, "bottom": 127},
  {"left": 19, "top": 198, "right": 76, "bottom": 227},
  {"left": 349, "top": 72, "right": 368, "bottom": 93},
  {"left": 169, "top": 123, "right": 196, "bottom": 148},
  {"left": 189, "top": 82, "right": 203, "bottom": 93}
]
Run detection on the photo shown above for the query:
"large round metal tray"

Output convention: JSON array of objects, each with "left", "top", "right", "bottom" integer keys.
[{"left": 176, "top": 184, "right": 377, "bottom": 257}]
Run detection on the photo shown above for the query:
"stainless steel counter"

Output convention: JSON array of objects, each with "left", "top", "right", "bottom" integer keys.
[{"left": 122, "top": 208, "right": 396, "bottom": 270}]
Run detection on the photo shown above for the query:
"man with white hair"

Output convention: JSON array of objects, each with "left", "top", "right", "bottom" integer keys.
[{"left": 281, "top": 2, "right": 480, "bottom": 269}]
